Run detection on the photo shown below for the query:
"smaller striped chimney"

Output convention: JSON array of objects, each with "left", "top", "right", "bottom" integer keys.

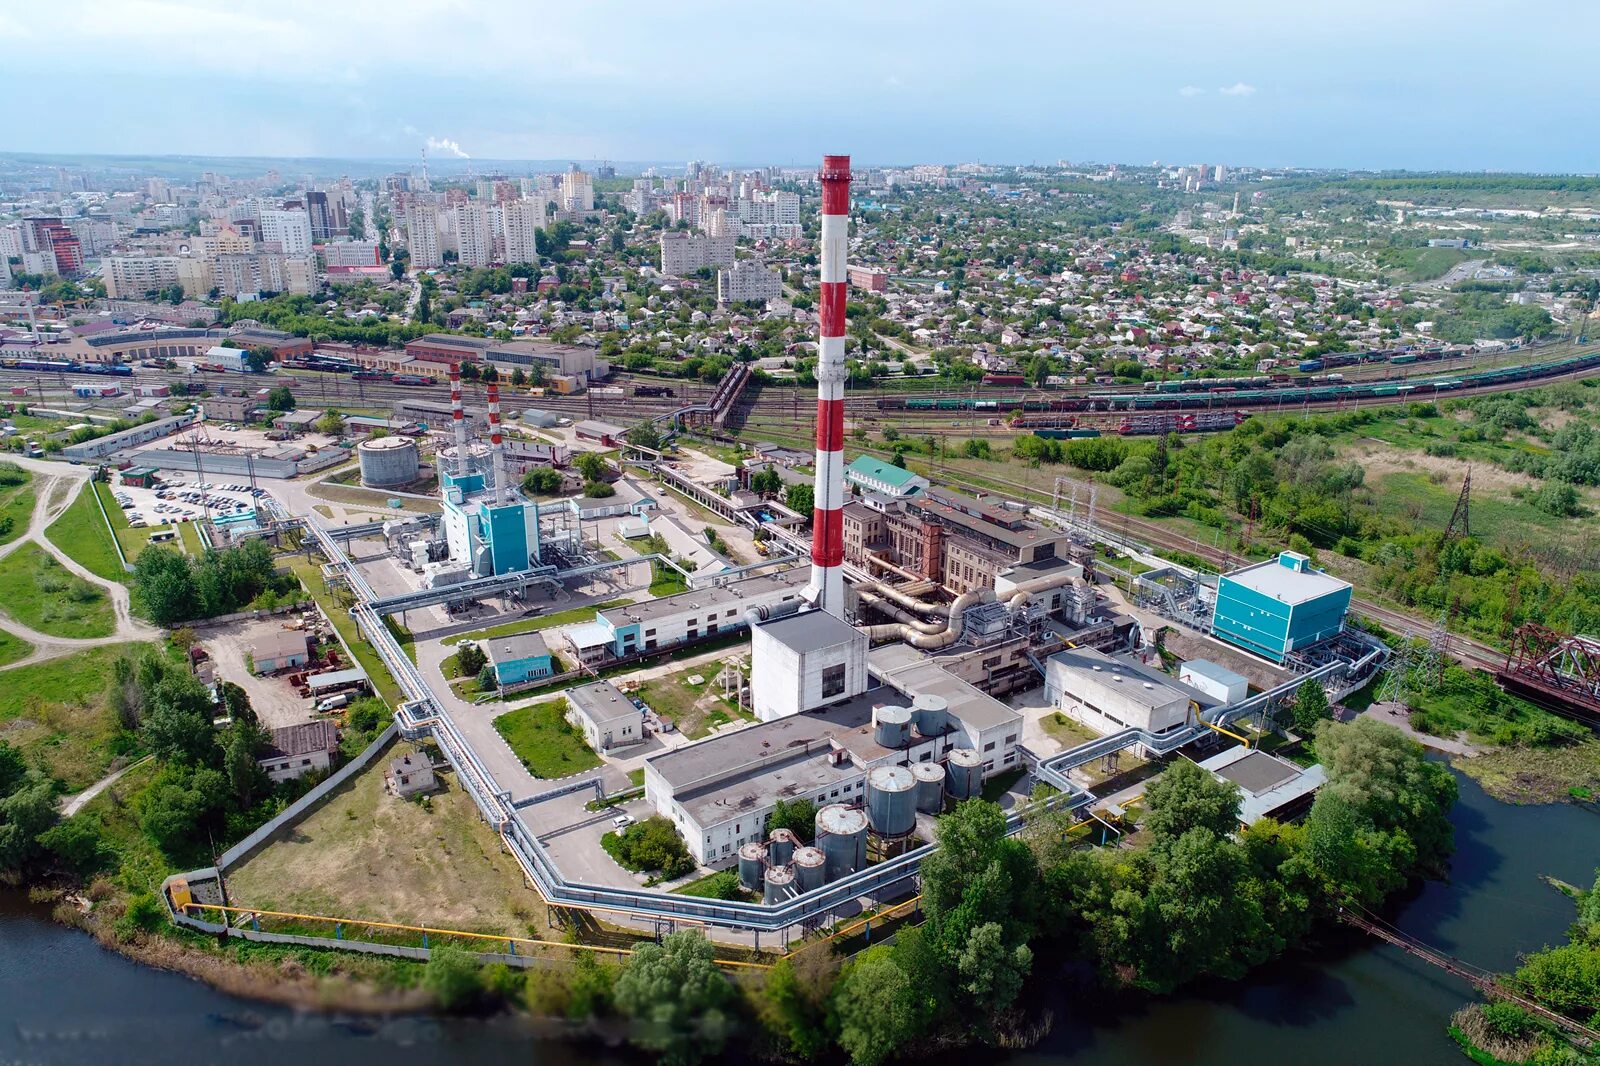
[
  {"left": 487, "top": 382, "right": 508, "bottom": 504},
  {"left": 449, "top": 364, "right": 469, "bottom": 478}
]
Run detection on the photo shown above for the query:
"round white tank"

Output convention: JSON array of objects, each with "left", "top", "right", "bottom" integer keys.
[
  {"left": 866, "top": 764, "right": 917, "bottom": 837},
  {"left": 815, "top": 804, "right": 868, "bottom": 881},
  {"left": 910, "top": 761, "right": 947, "bottom": 813},
  {"left": 912, "top": 693, "right": 949, "bottom": 737},
  {"left": 793, "top": 846, "right": 826, "bottom": 892},
  {"left": 357, "top": 435, "right": 420, "bottom": 487},
  {"left": 946, "top": 748, "right": 985, "bottom": 800},
  {"left": 873, "top": 705, "right": 912, "bottom": 748},
  {"left": 737, "top": 842, "right": 767, "bottom": 892}
]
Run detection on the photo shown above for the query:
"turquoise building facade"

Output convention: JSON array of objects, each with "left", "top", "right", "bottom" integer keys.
[{"left": 1211, "top": 551, "right": 1352, "bottom": 664}]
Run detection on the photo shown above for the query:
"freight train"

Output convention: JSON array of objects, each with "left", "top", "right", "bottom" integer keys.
[
  {"left": 874, "top": 351, "right": 1600, "bottom": 415},
  {"left": 0, "top": 358, "right": 132, "bottom": 376}
]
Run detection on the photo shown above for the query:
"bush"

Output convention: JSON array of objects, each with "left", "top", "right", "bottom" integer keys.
[
  {"left": 424, "top": 944, "right": 483, "bottom": 1011},
  {"left": 115, "top": 892, "right": 167, "bottom": 941},
  {"left": 583, "top": 480, "right": 617, "bottom": 498},
  {"left": 610, "top": 816, "right": 694, "bottom": 879},
  {"left": 454, "top": 642, "right": 487, "bottom": 678}
]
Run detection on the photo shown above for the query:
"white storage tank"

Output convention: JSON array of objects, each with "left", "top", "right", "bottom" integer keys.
[
  {"left": 357, "top": 435, "right": 420, "bottom": 487},
  {"left": 793, "top": 845, "right": 826, "bottom": 892},
  {"left": 911, "top": 761, "right": 946, "bottom": 813},
  {"left": 946, "top": 748, "right": 985, "bottom": 800},
  {"left": 737, "top": 842, "right": 767, "bottom": 893},
  {"left": 816, "top": 804, "right": 868, "bottom": 881},
  {"left": 763, "top": 863, "right": 796, "bottom": 904},
  {"left": 912, "top": 693, "right": 949, "bottom": 737},
  {"left": 767, "top": 827, "right": 798, "bottom": 867},
  {"left": 872, "top": 705, "right": 912, "bottom": 748},
  {"left": 866, "top": 764, "right": 917, "bottom": 837}
]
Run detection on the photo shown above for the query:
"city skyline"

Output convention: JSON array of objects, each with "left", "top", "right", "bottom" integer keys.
[{"left": 3, "top": 0, "right": 1596, "bottom": 172}]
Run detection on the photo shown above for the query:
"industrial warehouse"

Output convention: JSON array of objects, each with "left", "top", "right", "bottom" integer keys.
[{"left": 160, "top": 154, "right": 1391, "bottom": 954}]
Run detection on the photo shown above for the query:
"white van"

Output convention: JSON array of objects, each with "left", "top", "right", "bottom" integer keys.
[{"left": 315, "top": 693, "right": 350, "bottom": 712}]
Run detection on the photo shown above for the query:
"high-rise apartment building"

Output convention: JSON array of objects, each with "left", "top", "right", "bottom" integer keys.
[
  {"left": 25, "top": 218, "right": 83, "bottom": 277},
  {"left": 453, "top": 202, "right": 494, "bottom": 268},
  {"left": 659, "top": 231, "right": 735, "bottom": 276},
  {"left": 717, "top": 260, "right": 781, "bottom": 303},
  {"left": 502, "top": 199, "right": 544, "bottom": 266},
  {"left": 212, "top": 252, "right": 314, "bottom": 297},
  {"left": 561, "top": 166, "right": 594, "bottom": 212},
  {"left": 306, "top": 191, "right": 335, "bottom": 241},
  {"left": 405, "top": 202, "right": 442, "bottom": 269},
  {"left": 261, "top": 207, "right": 312, "bottom": 255}
]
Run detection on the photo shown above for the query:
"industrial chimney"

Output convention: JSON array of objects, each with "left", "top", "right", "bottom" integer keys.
[
  {"left": 807, "top": 154, "right": 851, "bottom": 619},
  {"left": 487, "top": 381, "right": 508, "bottom": 504},
  {"left": 449, "top": 364, "right": 469, "bottom": 478}
]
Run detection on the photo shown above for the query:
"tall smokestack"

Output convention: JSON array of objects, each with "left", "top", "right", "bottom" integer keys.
[
  {"left": 807, "top": 154, "right": 850, "bottom": 618},
  {"left": 487, "top": 381, "right": 508, "bottom": 504},
  {"left": 449, "top": 364, "right": 469, "bottom": 478}
]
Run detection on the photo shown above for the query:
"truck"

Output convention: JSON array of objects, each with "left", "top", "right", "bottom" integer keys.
[{"left": 315, "top": 693, "right": 350, "bottom": 713}]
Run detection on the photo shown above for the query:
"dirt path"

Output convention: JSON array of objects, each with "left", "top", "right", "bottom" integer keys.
[
  {"left": 1362, "top": 700, "right": 1483, "bottom": 757},
  {"left": 0, "top": 473, "right": 160, "bottom": 670},
  {"left": 59, "top": 754, "right": 153, "bottom": 817}
]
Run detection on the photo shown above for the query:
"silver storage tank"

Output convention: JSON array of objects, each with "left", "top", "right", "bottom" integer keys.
[
  {"left": 946, "top": 748, "right": 985, "bottom": 800},
  {"left": 866, "top": 764, "right": 917, "bottom": 837},
  {"left": 793, "top": 846, "right": 826, "bottom": 892},
  {"left": 912, "top": 693, "right": 949, "bottom": 737},
  {"left": 911, "top": 761, "right": 947, "bottom": 813},
  {"left": 737, "top": 842, "right": 767, "bottom": 893},
  {"left": 357, "top": 435, "right": 420, "bottom": 487},
  {"left": 763, "top": 864, "right": 796, "bottom": 904},
  {"left": 767, "top": 827, "right": 798, "bottom": 867},
  {"left": 816, "top": 804, "right": 868, "bottom": 881},
  {"left": 873, "top": 705, "right": 912, "bottom": 748}
]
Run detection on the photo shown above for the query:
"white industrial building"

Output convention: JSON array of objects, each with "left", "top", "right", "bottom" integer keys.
[
  {"left": 750, "top": 611, "right": 870, "bottom": 722},
  {"left": 1179, "top": 659, "right": 1250, "bottom": 705},
  {"left": 1044, "top": 647, "right": 1199, "bottom": 751},
  {"left": 592, "top": 568, "right": 807, "bottom": 659},
  {"left": 564, "top": 680, "right": 645, "bottom": 751}
]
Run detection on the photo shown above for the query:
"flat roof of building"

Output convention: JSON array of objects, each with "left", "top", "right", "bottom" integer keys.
[
  {"left": 305, "top": 667, "right": 367, "bottom": 691},
  {"left": 1198, "top": 746, "right": 1328, "bottom": 825},
  {"left": 1046, "top": 647, "right": 1214, "bottom": 711},
  {"left": 574, "top": 419, "right": 624, "bottom": 437},
  {"left": 869, "top": 642, "right": 1023, "bottom": 733},
  {"left": 1180, "top": 659, "right": 1249, "bottom": 688},
  {"left": 487, "top": 630, "right": 550, "bottom": 664},
  {"left": 1221, "top": 553, "right": 1350, "bottom": 607},
  {"left": 566, "top": 680, "right": 640, "bottom": 727},
  {"left": 599, "top": 567, "right": 805, "bottom": 628},
  {"left": 252, "top": 628, "right": 309, "bottom": 661},
  {"left": 755, "top": 610, "right": 863, "bottom": 654},
  {"left": 262, "top": 720, "right": 337, "bottom": 760}
]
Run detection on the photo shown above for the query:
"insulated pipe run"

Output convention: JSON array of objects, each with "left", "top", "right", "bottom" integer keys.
[
  {"left": 487, "top": 382, "right": 508, "bottom": 505},
  {"left": 807, "top": 153, "right": 851, "bottom": 620},
  {"left": 863, "top": 588, "right": 993, "bottom": 650},
  {"left": 449, "top": 364, "right": 469, "bottom": 478},
  {"left": 1004, "top": 572, "right": 1090, "bottom": 614},
  {"left": 854, "top": 590, "right": 947, "bottom": 634}
]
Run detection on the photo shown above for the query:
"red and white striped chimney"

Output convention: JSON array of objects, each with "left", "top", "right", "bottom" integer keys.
[
  {"left": 808, "top": 154, "right": 850, "bottom": 618},
  {"left": 487, "top": 381, "right": 508, "bottom": 504},
  {"left": 449, "top": 364, "right": 469, "bottom": 478}
]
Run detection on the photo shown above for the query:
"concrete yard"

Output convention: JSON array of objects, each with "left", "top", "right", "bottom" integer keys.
[{"left": 199, "top": 615, "right": 323, "bottom": 729}]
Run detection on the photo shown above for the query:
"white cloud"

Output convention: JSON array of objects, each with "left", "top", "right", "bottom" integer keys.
[
  {"left": 1178, "top": 85, "right": 1204, "bottom": 97},
  {"left": 426, "top": 136, "right": 470, "bottom": 159},
  {"left": 1219, "top": 82, "right": 1257, "bottom": 96}
]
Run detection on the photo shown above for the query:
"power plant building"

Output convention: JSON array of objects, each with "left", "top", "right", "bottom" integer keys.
[{"left": 1211, "top": 551, "right": 1353, "bottom": 663}]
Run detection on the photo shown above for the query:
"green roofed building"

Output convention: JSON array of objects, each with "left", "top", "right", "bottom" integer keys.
[{"left": 845, "top": 454, "right": 928, "bottom": 499}]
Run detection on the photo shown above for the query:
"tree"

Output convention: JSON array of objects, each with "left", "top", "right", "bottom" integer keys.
[
  {"left": 141, "top": 699, "right": 218, "bottom": 766},
  {"left": 521, "top": 467, "right": 563, "bottom": 494},
  {"left": 222, "top": 722, "right": 269, "bottom": 808},
  {"left": 454, "top": 642, "right": 487, "bottom": 678},
  {"left": 785, "top": 483, "right": 814, "bottom": 515},
  {"left": 614, "top": 931, "right": 736, "bottom": 1066},
  {"left": 830, "top": 946, "right": 917, "bottom": 1066},
  {"left": 955, "top": 921, "right": 1032, "bottom": 1020},
  {"left": 132, "top": 547, "right": 200, "bottom": 626},
  {"left": 757, "top": 955, "right": 834, "bottom": 1060},
  {"left": 575, "top": 452, "right": 607, "bottom": 483},
  {"left": 750, "top": 466, "right": 782, "bottom": 497},
  {"left": 315, "top": 410, "right": 345, "bottom": 436},
  {"left": 765, "top": 798, "right": 816, "bottom": 841},
  {"left": 1290, "top": 678, "right": 1330, "bottom": 734},
  {"left": 39, "top": 817, "right": 110, "bottom": 878},
  {"left": 1143, "top": 759, "right": 1242, "bottom": 843},
  {"left": 0, "top": 778, "right": 57, "bottom": 874},
  {"left": 890, "top": 453, "right": 907, "bottom": 469},
  {"left": 509, "top": 367, "right": 527, "bottom": 387},
  {"left": 0, "top": 740, "right": 26, "bottom": 798},
  {"left": 266, "top": 386, "right": 296, "bottom": 413},
  {"left": 1313, "top": 716, "right": 1456, "bottom": 879},
  {"left": 626, "top": 421, "right": 662, "bottom": 451},
  {"left": 583, "top": 481, "right": 617, "bottom": 498},
  {"left": 477, "top": 664, "right": 498, "bottom": 692},
  {"left": 243, "top": 347, "right": 274, "bottom": 373},
  {"left": 424, "top": 945, "right": 483, "bottom": 1012},
  {"left": 137, "top": 765, "right": 228, "bottom": 859}
]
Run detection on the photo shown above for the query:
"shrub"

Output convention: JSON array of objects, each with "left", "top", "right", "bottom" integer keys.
[
  {"left": 115, "top": 892, "right": 166, "bottom": 941},
  {"left": 423, "top": 944, "right": 483, "bottom": 1011}
]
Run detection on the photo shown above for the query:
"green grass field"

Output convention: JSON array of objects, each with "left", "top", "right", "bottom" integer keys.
[
  {"left": 491, "top": 699, "right": 601, "bottom": 778},
  {"left": 0, "top": 644, "right": 145, "bottom": 790},
  {"left": 442, "top": 599, "right": 634, "bottom": 646},
  {"left": 0, "top": 544, "right": 115, "bottom": 639},
  {"left": 1372, "top": 471, "right": 1586, "bottom": 548},
  {"left": 0, "top": 630, "right": 32, "bottom": 668},
  {"left": 0, "top": 464, "right": 34, "bottom": 548},
  {"left": 46, "top": 482, "right": 128, "bottom": 584}
]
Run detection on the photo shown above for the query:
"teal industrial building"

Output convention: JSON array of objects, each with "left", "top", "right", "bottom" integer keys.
[{"left": 1210, "top": 551, "right": 1352, "bottom": 664}]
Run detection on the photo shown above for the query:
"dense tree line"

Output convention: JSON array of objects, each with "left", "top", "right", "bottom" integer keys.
[{"left": 132, "top": 540, "right": 294, "bottom": 626}]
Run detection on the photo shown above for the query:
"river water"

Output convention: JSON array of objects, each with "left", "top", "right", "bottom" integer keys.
[{"left": 2, "top": 769, "right": 1594, "bottom": 1066}]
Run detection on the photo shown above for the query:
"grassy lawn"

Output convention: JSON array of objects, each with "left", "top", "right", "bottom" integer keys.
[
  {"left": 0, "top": 630, "right": 31, "bottom": 667},
  {"left": 0, "top": 464, "right": 34, "bottom": 548},
  {"left": 492, "top": 699, "right": 601, "bottom": 778},
  {"left": 635, "top": 665, "right": 748, "bottom": 740},
  {"left": 649, "top": 562, "right": 689, "bottom": 597},
  {"left": 0, "top": 644, "right": 146, "bottom": 791},
  {"left": 443, "top": 598, "right": 634, "bottom": 646},
  {"left": 227, "top": 741, "right": 546, "bottom": 938},
  {"left": 309, "top": 482, "right": 440, "bottom": 514},
  {"left": 67, "top": 754, "right": 165, "bottom": 892},
  {"left": 177, "top": 520, "right": 205, "bottom": 555},
  {"left": 1371, "top": 470, "right": 1586, "bottom": 551},
  {"left": 46, "top": 482, "right": 128, "bottom": 583},
  {"left": 671, "top": 869, "right": 754, "bottom": 901},
  {"left": 284, "top": 556, "right": 403, "bottom": 706},
  {"left": 981, "top": 767, "right": 1027, "bottom": 803},
  {"left": 0, "top": 544, "right": 115, "bottom": 638},
  {"left": 1040, "top": 711, "right": 1100, "bottom": 749}
]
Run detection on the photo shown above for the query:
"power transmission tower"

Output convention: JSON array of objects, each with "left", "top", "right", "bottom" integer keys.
[
  {"left": 1377, "top": 639, "right": 1414, "bottom": 705},
  {"left": 1418, "top": 609, "right": 1453, "bottom": 688},
  {"left": 1446, "top": 468, "right": 1471, "bottom": 539}
]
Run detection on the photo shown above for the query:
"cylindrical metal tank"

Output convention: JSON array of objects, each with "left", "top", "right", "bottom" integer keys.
[
  {"left": 816, "top": 804, "right": 868, "bottom": 881},
  {"left": 437, "top": 441, "right": 491, "bottom": 481},
  {"left": 872, "top": 705, "right": 912, "bottom": 748},
  {"left": 737, "top": 842, "right": 767, "bottom": 893},
  {"left": 763, "top": 864, "right": 795, "bottom": 904},
  {"left": 946, "top": 748, "right": 984, "bottom": 800},
  {"left": 912, "top": 693, "right": 949, "bottom": 737},
  {"left": 910, "top": 761, "right": 946, "bottom": 813},
  {"left": 793, "top": 846, "right": 826, "bottom": 892},
  {"left": 767, "top": 827, "right": 798, "bottom": 867},
  {"left": 866, "top": 765, "right": 917, "bottom": 837},
  {"left": 357, "top": 435, "right": 420, "bottom": 487}
]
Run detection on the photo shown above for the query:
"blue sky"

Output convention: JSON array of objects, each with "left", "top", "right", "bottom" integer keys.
[{"left": 4, "top": 0, "right": 1596, "bottom": 171}]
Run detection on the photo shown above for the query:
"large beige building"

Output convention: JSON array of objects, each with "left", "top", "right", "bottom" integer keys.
[
  {"left": 453, "top": 202, "right": 494, "bottom": 268},
  {"left": 502, "top": 199, "right": 544, "bottom": 266},
  {"left": 560, "top": 166, "right": 594, "bottom": 212},
  {"left": 211, "top": 252, "right": 314, "bottom": 297},
  {"left": 405, "top": 202, "right": 442, "bottom": 269},
  {"left": 104, "top": 255, "right": 211, "bottom": 299}
]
